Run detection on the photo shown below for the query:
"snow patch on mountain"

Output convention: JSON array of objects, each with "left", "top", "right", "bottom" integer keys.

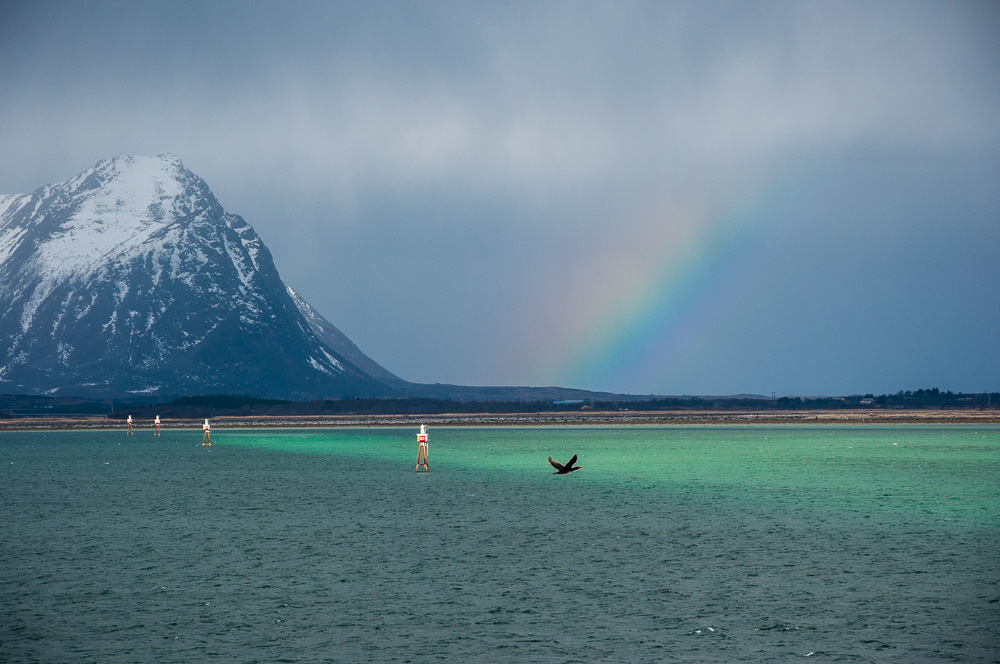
[
  {"left": 32, "top": 156, "right": 190, "bottom": 283},
  {"left": 0, "top": 197, "right": 31, "bottom": 265}
]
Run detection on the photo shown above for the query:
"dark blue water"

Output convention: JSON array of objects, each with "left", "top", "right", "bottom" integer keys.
[{"left": 2, "top": 426, "right": 998, "bottom": 662}]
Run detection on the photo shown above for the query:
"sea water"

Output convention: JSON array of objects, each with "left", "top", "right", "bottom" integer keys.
[{"left": 1, "top": 425, "right": 997, "bottom": 663}]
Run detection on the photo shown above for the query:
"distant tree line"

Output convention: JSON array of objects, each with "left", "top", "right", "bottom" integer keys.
[
  {"left": 118, "top": 394, "right": 603, "bottom": 419},
  {"left": 1, "top": 388, "right": 996, "bottom": 419},
  {"left": 771, "top": 388, "right": 996, "bottom": 410},
  {"left": 637, "top": 388, "right": 997, "bottom": 411},
  {"left": 110, "top": 388, "right": 1000, "bottom": 419}
]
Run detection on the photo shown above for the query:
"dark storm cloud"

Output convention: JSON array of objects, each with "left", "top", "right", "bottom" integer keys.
[{"left": 2, "top": 0, "right": 998, "bottom": 394}]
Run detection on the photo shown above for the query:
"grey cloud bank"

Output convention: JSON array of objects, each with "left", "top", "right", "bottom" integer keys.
[{"left": 2, "top": 0, "right": 998, "bottom": 395}]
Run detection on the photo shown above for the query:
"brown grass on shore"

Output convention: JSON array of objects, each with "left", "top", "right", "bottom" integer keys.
[{"left": 1, "top": 408, "right": 997, "bottom": 431}]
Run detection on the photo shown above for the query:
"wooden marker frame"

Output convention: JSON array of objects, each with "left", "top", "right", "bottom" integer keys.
[{"left": 416, "top": 430, "right": 429, "bottom": 472}]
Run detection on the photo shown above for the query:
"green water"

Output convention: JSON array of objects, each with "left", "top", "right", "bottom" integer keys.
[
  {"left": 3, "top": 424, "right": 997, "bottom": 662},
  {"left": 221, "top": 425, "right": 999, "bottom": 527}
]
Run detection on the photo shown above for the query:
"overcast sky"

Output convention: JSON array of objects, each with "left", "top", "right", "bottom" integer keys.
[{"left": 2, "top": 0, "right": 998, "bottom": 396}]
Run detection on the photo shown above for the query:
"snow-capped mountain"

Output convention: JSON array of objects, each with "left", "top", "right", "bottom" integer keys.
[{"left": 0, "top": 155, "right": 401, "bottom": 398}]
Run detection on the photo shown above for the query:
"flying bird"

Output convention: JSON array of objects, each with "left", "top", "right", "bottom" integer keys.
[{"left": 548, "top": 454, "right": 582, "bottom": 474}]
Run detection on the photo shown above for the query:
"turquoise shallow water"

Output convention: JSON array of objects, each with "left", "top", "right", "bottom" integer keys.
[{"left": 2, "top": 425, "right": 998, "bottom": 662}]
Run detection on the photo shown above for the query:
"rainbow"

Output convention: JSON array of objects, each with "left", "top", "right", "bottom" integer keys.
[{"left": 539, "top": 178, "right": 790, "bottom": 393}]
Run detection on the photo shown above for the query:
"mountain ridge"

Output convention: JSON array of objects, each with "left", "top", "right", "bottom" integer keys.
[{"left": 0, "top": 155, "right": 400, "bottom": 399}]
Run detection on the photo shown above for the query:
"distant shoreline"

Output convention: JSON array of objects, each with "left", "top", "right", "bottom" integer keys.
[{"left": 2, "top": 408, "right": 997, "bottom": 430}]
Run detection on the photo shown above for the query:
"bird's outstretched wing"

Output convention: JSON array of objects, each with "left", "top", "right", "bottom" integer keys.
[
  {"left": 548, "top": 456, "right": 565, "bottom": 472},
  {"left": 565, "top": 454, "right": 578, "bottom": 469}
]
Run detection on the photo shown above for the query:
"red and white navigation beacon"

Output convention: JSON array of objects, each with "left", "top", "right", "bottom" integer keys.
[
  {"left": 126, "top": 415, "right": 134, "bottom": 435},
  {"left": 415, "top": 424, "right": 429, "bottom": 472},
  {"left": 202, "top": 418, "right": 212, "bottom": 447},
  {"left": 154, "top": 415, "right": 161, "bottom": 437}
]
